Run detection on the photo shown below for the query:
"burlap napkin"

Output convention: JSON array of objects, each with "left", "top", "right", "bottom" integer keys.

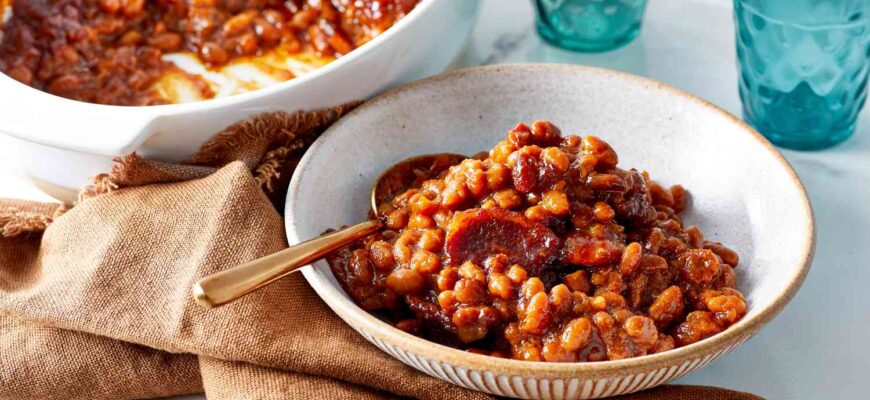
[{"left": 0, "top": 107, "right": 762, "bottom": 400}]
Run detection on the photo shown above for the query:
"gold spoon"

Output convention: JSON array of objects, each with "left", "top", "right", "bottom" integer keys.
[{"left": 192, "top": 153, "right": 466, "bottom": 308}]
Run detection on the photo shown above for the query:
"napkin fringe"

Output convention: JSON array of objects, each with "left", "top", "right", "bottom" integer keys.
[
  {"left": 79, "top": 155, "right": 130, "bottom": 202},
  {"left": 191, "top": 114, "right": 284, "bottom": 167},
  {"left": 256, "top": 146, "right": 293, "bottom": 192},
  {"left": 0, "top": 205, "right": 66, "bottom": 238},
  {"left": 190, "top": 103, "right": 359, "bottom": 168}
]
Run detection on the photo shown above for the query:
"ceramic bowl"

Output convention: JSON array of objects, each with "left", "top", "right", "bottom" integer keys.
[
  {"left": 285, "top": 64, "right": 814, "bottom": 399},
  {"left": 0, "top": 0, "right": 478, "bottom": 200}
]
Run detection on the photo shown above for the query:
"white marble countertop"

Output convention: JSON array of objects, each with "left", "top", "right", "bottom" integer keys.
[{"left": 2, "top": 0, "right": 868, "bottom": 398}]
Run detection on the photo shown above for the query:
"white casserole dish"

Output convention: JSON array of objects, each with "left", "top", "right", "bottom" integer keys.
[{"left": 0, "top": 0, "right": 479, "bottom": 201}]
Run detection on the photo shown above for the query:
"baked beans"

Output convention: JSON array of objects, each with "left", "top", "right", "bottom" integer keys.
[
  {"left": 328, "top": 121, "right": 746, "bottom": 362},
  {"left": 0, "top": 0, "right": 418, "bottom": 105}
]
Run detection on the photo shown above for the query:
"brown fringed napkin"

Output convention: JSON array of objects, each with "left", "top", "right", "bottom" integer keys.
[{"left": 0, "top": 106, "right": 762, "bottom": 400}]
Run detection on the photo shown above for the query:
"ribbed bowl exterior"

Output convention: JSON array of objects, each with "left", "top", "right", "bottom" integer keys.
[{"left": 351, "top": 322, "right": 750, "bottom": 399}]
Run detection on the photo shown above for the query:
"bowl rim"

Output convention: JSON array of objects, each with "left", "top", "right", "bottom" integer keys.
[{"left": 286, "top": 63, "right": 815, "bottom": 377}]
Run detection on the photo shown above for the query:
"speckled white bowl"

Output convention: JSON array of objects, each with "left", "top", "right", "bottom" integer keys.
[{"left": 285, "top": 64, "right": 814, "bottom": 399}]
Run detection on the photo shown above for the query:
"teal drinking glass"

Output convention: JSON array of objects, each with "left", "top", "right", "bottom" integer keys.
[
  {"left": 533, "top": 0, "right": 649, "bottom": 52},
  {"left": 734, "top": 0, "right": 870, "bottom": 150}
]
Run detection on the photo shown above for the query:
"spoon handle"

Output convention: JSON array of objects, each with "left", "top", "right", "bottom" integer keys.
[{"left": 193, "top": 220, "right": 382, "bottom": 308}]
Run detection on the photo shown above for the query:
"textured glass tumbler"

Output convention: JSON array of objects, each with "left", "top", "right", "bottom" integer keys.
[
  {"left": 534, "top": 0, "right": 649, "bottom": 52},
  {"left": 734, "top": 0, "right": 870, "bottom": 150}
]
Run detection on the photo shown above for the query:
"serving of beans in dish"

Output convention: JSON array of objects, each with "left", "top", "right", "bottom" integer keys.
[
  {"left": 0, "top": 0, "right": 418, "bottom": 105},
  {"left": 327, "top": 121, "right": 747, "bottom": 362}
]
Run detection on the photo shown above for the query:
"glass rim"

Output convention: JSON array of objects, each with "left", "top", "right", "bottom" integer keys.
[{"left": 735, "top": 1, "right": 869, "bottom": 30}]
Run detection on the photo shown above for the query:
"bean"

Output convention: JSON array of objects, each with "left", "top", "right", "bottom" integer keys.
[
  {"left": 531, "top": 120, "right": 561, "bottom": 145},
  {"left": 520, "top": 292, "right": 551, "bottom": 334},
  {"left": 593, "top": 201, "right": 615, "bottom": 222},
  {"left": 458, "top": 261, "right": 486, "bottom": 284},
  {"left": 506, "top": 264, "right": 528, "bottom": 284},
  {"left": 540, "top": 189, "right": 569, "bottom": 216},
  {"left": 436, "top": 267, "right": 459, "bottom": 291},
  {"left": 290, "top": 9, "right": 319, "bottom": 30},
  {"left": 492, "top": 189, "right": 522, "bottom": 209},
  {"left": 118, "top": 31, "right": 142, "bottom": 46},
  {"left": 541, "top": 147, "right": 570, "bottom": 172},
  {"left": 485, "top": 163, "right": 512, "bottom": 192},
  {"left": 624, "top": 316, "right": 658, "bottom": 348},
  {"left": 386, "top": 269, "right": 423, "bottom": 295},
  {"left": 236, "top": 33, "right": 259, "bottom": 55},
  {"left": 678, "top": 249, "right": 720, "bottom": 285},
  {"left": 254, "top": 18, "right": 282, "bottom": 45},
  {"left": 582, "top": 136, "right": 618, "bottom": 169},
  {"left": 487, "top": 273, "right": 514, "bottom": 300},
  {"left": 561, "top": 317, "right": 592, "bottom": 351},
  {"left": 454, "top": 279, "right": 486, "bottom": 304},
  {"left": 670, "top": 185, "right": 689, "bottom": 213},
  {"left": 619, "top": 242, "right": 643, "bottom": 276},
  {"left": 410, "top": 249, "right": 440, "bottom": 274},
  {"left": 704, "top": 241, "right": 740, "bottom": 267},
  {"left": 648, "top": 286, "right": 684, "bottom": 327},
  {"left": 200, "top": 42, "right": 228, "bottom": 65},
  {"left": 223, "top": 10, "right": 256, "bottom": 36},
  {"left": 368, "top": 240, "right": 395, "bottom": 271},
  {"left": 648, "top": 181, "right": 675, "bottom": 207},
  {"left": 417, "top": 229, "right": 443, "bottom": 252},
  {"left": 148, "top": 33, "right": 182, "bottom": 51},
  {"left": 121, "top": 0, "right": 145, "bottom": 17}
]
